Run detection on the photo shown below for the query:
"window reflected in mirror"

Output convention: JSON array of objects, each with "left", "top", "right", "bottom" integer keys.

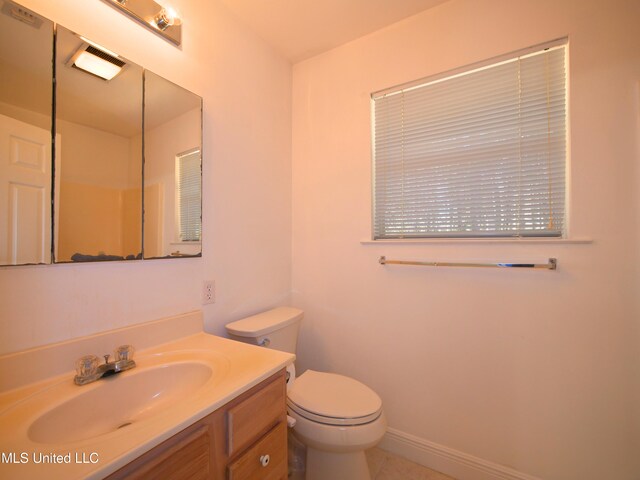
[
  {"left": 176, "top": 149, "right": 202, "bottom": 243},
  {"left": 54, "top": 26, "right": 143, "bottom": 263},
  {"left": 0, "top": 1, "right": 54, "bottom": 266},
  {"left": 143, "top": 71, "right": 202, "bottom": 259}
]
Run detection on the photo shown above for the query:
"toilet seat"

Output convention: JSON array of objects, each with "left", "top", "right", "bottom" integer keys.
[{"left": 287, "top": 370, "right": 383, "bottom": 426}]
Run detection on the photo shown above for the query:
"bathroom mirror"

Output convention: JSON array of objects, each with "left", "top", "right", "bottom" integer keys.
[
  {"left": 0, "top": 1, "right": 203, "bottom": 266},
  {"left": 54, "top": 26, "right": 143, "bottom": 263},
  {"left": 143, "top": 71, "right": 202, "bottom": 259},
  {"left": 0, "top": 1, "right": 54, "bottom": 266}
]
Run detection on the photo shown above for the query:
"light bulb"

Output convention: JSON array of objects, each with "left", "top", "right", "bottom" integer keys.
[{"left": 154, "top": 6, "right": 182, "bottom": 31}]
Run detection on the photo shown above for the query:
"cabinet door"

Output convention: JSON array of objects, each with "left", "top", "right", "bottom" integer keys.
[
  {"left": 107, "top": 425, "right": 210, "bottom": 480},
  {"left": 227, "top": 422, "right": 287, "bottom": 480}
]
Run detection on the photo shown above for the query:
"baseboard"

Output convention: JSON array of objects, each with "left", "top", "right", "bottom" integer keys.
[{"left": 378, "top": 428, "right": 543, "bottom": 480}]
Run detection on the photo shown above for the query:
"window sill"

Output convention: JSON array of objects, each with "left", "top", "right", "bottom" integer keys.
[{"left": 360, "top": 238, "right": 593, "bottom": 245}]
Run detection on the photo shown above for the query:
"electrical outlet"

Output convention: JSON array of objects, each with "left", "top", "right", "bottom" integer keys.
[{"left": 202, "top": 280, "right": 215, "bottom": 304}]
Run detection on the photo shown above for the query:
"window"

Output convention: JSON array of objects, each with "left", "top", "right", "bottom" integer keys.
[
  {"left": 372, "top": 41, "right": 567, "bottom": 239},
  {"left": 175, "top": 149, "right": 201, "bottom": 242}
]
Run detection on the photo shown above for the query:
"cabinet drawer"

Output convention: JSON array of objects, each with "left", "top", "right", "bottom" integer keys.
[
  {"left": 227, "top": 375, "right": 285, "bottom": 456},
  {"left": 227, "top": 422, "right": 287, "bottom": 480}
]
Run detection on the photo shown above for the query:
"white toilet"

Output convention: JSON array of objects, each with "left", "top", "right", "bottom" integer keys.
[{"left": 225, "top": 307, "right": 387, "bottom": 480}]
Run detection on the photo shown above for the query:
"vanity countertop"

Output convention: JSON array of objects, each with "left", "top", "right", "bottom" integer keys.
[{"left": 0, "top": 312, "right": 294, "bottom": 480}]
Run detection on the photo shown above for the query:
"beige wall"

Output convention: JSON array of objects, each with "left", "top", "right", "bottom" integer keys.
[
  {"left": 58, "top": 182, "right": 124, "bottom": 259},
  {"left": 55, "top": 119, "right": 141, "bottom": 260},
  {"left": 57, "top": 182, "right": 141, "bottom": 260},
  {"left": 121, "top": 187, "right": 142, "bottom": 258},
  {"left": 0, "top": 0, "right": 292, "bottom": 352},
  {"left": 291, "top": 1, "right": 639, "bottom": 479},
  {"left": 143, "top": 183, "right": 162, "bottom": 258}
]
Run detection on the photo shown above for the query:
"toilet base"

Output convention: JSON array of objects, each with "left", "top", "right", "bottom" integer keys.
[{"left": 306, "top": 448, "right": 371, "bottom": 480}]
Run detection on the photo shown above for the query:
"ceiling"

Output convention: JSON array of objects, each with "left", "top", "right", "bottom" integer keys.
[{"left": 218, "top": 0, "right": 450, "bottom": 63}]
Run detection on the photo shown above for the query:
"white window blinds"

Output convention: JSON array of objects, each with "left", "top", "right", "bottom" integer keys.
[
  {"left": 176, "top": 149, "right": 201, "bottom": 242},
  {"left": 372, "top": 43, "right": 567, "bottom": 239}
]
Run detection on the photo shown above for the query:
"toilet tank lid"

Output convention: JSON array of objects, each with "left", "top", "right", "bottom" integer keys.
[{"left": 225, "top": 306, "right": 303, "bottom": 337}]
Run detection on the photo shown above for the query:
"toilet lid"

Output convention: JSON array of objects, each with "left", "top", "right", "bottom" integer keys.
[{"left": 287, "top": 370, "right": 382, "bottom": 425}]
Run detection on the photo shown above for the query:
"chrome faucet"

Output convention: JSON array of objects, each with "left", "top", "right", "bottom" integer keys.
[{"left": 74, "top": 345, "right": 136, "bottom": 385}]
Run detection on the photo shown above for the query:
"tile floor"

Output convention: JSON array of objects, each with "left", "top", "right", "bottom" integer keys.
[
  {"left": 366, "top": 448, "right": 456, "bottom": 480},
  {"left": 288, "top": 446, "right": 456, "bottom": 480}
]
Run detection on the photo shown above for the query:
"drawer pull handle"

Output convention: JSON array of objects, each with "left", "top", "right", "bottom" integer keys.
[{"left": 260, "top": 454, "right": 270, "bottom": 467}]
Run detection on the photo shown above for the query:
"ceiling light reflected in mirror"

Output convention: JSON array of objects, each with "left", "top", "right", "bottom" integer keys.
[{"left": 70, "top": 46, "right": 125, "bottom": 81}]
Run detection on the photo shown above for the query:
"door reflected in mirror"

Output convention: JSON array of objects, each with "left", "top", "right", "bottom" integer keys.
[
  {"left": 143, "top": 71, "right": 202, "bottom": 259},
  {"left": 0, "top": 1, "right": 53, "bottom": 265},
  {"left": 54, "top": 26, "right": 143, "bottom": 262}
]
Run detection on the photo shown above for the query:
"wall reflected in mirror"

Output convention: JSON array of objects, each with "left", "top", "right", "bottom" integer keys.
[
  {"left": 0, "top": 1, "right": 53, "bottom": 265},
  {"left": 144, "top": 71, "right": 202, "bottom": 259},
  {"left": 54, "top": 26, "right": 143, "bottom": 262}
]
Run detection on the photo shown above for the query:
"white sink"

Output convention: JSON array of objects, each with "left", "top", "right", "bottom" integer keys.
[
  {"left": 0, "top": 324, "right": 294, "bottom": 480},
  {"left": 28, "top": 360, "right": 214, "bottom": 444}
]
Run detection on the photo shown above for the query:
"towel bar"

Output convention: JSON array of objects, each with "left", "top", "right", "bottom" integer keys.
[{"left": 378, "top": 256, "right": 557, "bottom": 270}]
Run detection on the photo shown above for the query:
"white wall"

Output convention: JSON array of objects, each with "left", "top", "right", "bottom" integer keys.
[
  {"left": 0, "top": 0, "right": 292, "bottom": 353},
  {"left": 145, "top": 108, "right": 201, "bottom": 256},
  {"left": 291, "top": 1, "right": 639, "bottom": 479}
]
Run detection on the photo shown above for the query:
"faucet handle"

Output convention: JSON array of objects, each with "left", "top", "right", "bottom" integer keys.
[
  {"left": 115, "top": 345, "right": 135, "bottom": 362},
  {"left": 75, "top": 355, "right": 99, "bottom": 377},
  {"left": 103, "top": 354, "right": 111, "bottom": 364}
]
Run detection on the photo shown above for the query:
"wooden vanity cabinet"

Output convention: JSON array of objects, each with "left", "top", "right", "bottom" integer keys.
[{"left": 106, "top": 369, "right": 287, "bottom": 480}]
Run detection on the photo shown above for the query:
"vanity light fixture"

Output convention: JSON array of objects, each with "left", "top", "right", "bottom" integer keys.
[
  {"left": 101, "top": 0, "right": 182, "bottom": 47},
  {"left": 68, "top": 42, "right": 126, "bottom": 81}
]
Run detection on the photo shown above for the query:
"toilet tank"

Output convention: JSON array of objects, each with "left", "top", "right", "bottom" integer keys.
[{"left": 225, "top": 307, "right": 303, "bottom": 354}]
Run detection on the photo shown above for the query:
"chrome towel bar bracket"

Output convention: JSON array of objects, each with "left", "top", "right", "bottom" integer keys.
[{"left": 378, "top": 256, "right": 557, "bottom": 270}]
